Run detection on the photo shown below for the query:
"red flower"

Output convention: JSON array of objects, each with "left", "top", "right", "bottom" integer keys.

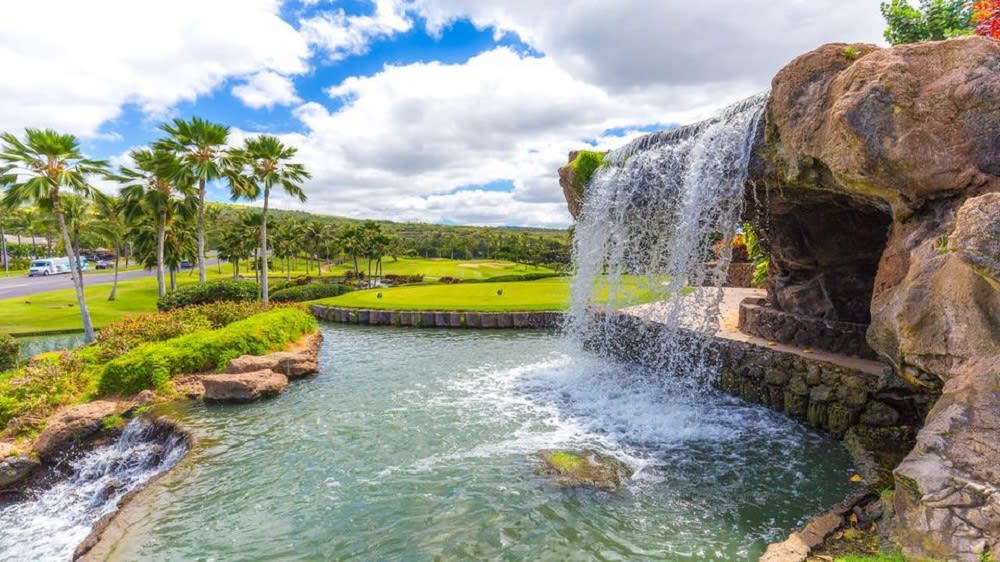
[{"left": 974, "top": 0, "right": 1000, "bottom": 39}]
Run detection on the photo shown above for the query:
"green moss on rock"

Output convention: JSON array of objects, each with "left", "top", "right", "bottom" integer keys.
[
  {"left": 567, "top": 150, "right": 606, "bottom": 197},
  {"left": 536, "top": 449, "right": 631, "bottom": 491}
]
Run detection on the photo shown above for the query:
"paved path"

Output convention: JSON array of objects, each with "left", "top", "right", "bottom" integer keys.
[
  {"left": 0, "top": 261, "right": 219, "bottom": 299},
  {"left": 626, "top": 287, "right": 886, "bottom": 375}
]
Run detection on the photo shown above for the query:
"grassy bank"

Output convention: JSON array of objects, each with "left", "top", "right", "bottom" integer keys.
[
  {"left": 0, "top": 259, "right": 556, "bottom": 335},
  {"left": 0, "top": 304, "right": 313, "bottom": 438},
  {"left": 312, "top": 276, "right": 666, "bottom": 312}
]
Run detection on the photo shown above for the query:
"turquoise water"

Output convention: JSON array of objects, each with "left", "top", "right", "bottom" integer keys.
[
  {"left": 15, "top": 333, "right": 85, "bottom": 361},
  {"left": 99, "top": 324, "right": 855, "bottom": 561}
]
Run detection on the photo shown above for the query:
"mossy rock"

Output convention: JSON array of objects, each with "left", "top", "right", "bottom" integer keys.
[{"left": 535, "top": 449, "right": 631, "bottom": 491}]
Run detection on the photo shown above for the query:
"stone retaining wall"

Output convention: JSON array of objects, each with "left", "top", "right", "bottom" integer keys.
[
  {"left": 310, "top": 305, "right": 564, "bottom": 329},
  {"left": 587, "top": 311, "right": 932, "bottom": 438},
  {"left": 738, "top": 298, "right": 877, "bottom": 359}
]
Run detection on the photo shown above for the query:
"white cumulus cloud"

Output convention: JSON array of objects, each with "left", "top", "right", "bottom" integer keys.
[{"left": 232, "top": 72, "right": 302, "bottom": 109}]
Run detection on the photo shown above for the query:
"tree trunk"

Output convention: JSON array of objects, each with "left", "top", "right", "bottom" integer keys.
[
  {"left": 108, "top": 245, "right": 121, "bottom": 301},
  {"left": 260, "top": 186, "right": 270, "bottom": 304},
  {"left": 197, "top": 177, "right": 207, "bottom": 283},
  {"left": 54, "top": 196, "right": 94, "bottom": 343},
  {"left": 170, "top": 268, "right": 177, "bottom": 292},
  {"left": 1, "top": 220, "right": 8, "bottom": 274},
  {"left": 286, "top": 256, "right": 291, "bottom": 281},
  {"left": 233, "top": 259, "right": 239, "bottom": 280},
  {"left": 156, "top": 211, "right": 167, "bottom": 298}
]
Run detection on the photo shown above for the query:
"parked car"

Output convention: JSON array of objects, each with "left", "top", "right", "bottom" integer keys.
[
  {"left": 28, "top": 257, "right": 70, "bottom": 276},
  {"left": 94, "top": 259, "right": 113, "bottom": 270},
  {"left": 179, "top": 261, "right": 193, "bottom": 270}
]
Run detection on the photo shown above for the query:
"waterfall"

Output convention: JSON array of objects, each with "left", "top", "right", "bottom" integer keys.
[
  {"left": 566, "top": 93, "right": 768, "bottom": 378},
  {"left": 0, "top": 418, "right": 189, "bottom": 561}
]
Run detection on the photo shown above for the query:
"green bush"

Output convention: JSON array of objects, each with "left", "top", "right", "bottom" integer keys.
[
  {"left": 98, "top": 307, "right": 318, "bottom": 396},
  {"left": 461, "top": 272, "right": 562, "bottom": 284},
  {"left": 0, "top": 334, "right": 19, "bottom": 372},
  {"left": 270, "top": 283, "right": 354, "bottom": 303},
  {"left": 96, "top": 301, "right": 273, "bottom": 360},
  {"left": 157, "top": 279, "right": 260, "bottom": 311},
  {"left": 881, "top": 0, "right": 973, "bottom": 45}
]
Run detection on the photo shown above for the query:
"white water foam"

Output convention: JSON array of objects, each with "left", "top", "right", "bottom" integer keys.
[
  {"left": 0, "top": 419, "right": 188, "bottom": 561},
  {"left": 566, "top": 93, "right": 768, "bottom": 377}
]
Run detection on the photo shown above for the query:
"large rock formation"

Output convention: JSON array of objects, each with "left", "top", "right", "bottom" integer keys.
[
  {"left": 560, "top": 36, "right": 1000, "bottom": 561},
  {"left": 760, "top": 40, "right": 1000, "bottom": 560}
]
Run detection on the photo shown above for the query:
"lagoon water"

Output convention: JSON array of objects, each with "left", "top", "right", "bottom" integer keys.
[{"left": 92, "top": 324, "right": 854, "bottom": 561}]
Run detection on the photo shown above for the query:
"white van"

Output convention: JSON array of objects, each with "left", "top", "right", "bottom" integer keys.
[{"left": 28, "top": 257, "right": 71, "bottom": 276}]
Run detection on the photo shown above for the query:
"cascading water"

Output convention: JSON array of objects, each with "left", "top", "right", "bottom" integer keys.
[
  {"left": 0, "top": 418, "right": 189, "bottom": 561},
  {"left": 567, "top": 93, "right": 768, "bottom": 377}
]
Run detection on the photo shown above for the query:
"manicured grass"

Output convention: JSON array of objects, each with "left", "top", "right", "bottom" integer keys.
[
  {"left": 311, "top": 277, "right": 665, "bottom": 312},
  {"left": 0, "top": 264, "right": 308, "bottom": 335},
  {"left": 315, "top": 278, "right": 571, "bottom": 312},
  {"left": 327, "top": 257, "right": 553, "bottom": 281}
]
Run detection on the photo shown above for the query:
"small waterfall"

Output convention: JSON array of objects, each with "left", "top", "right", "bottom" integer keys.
[
  {"left": 0, "top": 418, "right": 189, "bottom": 561},
  {"left": 566, "top": 93, "right": 768, "bottom": 378}
]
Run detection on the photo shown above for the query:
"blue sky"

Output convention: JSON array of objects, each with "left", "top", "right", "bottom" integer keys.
[{"left": 0, "top": 0, "right": 886, "bottom": 227}]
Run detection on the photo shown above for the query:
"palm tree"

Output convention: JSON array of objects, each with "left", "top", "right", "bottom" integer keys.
[
  {"left": 90, "top": 194, "right": 127, "bottom": 300},
  {"left": 118, "top": 148, "right": 194, "bottom": 298},
  {"left": 155, "top": 117, "right": 229, "bottom": 284},
  {"left": 224, "top": 135, "right": 309, "bottom": 304},
  {"left": 0, "top": 129, "right": 109, "bottom": 342}
]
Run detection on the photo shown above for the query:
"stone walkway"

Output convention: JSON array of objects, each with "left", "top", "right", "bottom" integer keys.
[{"left": 626, "top": 288, "right": 886, "bottom": 376}]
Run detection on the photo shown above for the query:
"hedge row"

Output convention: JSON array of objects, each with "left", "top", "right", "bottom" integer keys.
[
  {"left": 270, "top": 283, "right": 354, "bottom": 303},
  {"left": 457, "top": 272, "right": 563, "bottom": 284},
  {"left": 157, "top": 279, "right": 260, "bottom": 311},
  {"left": 98, "top": 307, "right": 318, "bottom": 396}
]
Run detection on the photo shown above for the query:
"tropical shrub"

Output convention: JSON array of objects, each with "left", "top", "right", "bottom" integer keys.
[
  {"left": 0, "top": 351, "right": 91, "bottom": 435},
  {"left": 97, "top": 301, "right": 272, "bottom": 359},
  {"left": 881, "top": 0, "right": 974, "bottom": 44},
  {"left": 975, "top": 0, "right": 1000, "bottom": 38},
  {"left": 98, "top": 307, "right": 317, "bottom": 396},
  {"left": 0, "top": 334, "right": 19, "bottom": 372},
  {"left": 157, "top": 279, "right": 260, "bottom": 311},
  {"left": 382, "top": 274, "right": 424, "bottom": 285},
  {"left": 743, "top": 223, "right": 770, "bottom": 289},
  {"left": 270, "top": 283, "right": 354, "bottom": 302}
]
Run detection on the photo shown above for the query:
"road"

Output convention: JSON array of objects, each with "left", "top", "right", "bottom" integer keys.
[{"left": 0, "top": 261, "right": 220, "bottom": 299}]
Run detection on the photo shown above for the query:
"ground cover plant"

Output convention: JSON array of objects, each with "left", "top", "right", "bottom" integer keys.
[
  {"left": 98, "top": 306, "right": 316, "bottom": 396},
  {"left": 0, "top": 303, "right": 305, "bottom": 438}
]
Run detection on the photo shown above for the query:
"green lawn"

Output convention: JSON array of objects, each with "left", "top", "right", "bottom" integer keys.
[
  {"left": 314, "top": 278, "right": 571, "bottom": 312},
  {"left": 311, "top": 276, "right": 665, "bottom": 312},
  {"left": 0, "top": 262, "right": 323, "bottom": 335},
  {"left": 327, "top": 257, "right": 553, "bottom": 281}
]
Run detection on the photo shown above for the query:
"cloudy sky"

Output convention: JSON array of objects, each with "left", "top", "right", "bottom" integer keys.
[{"left": 0, "top": 0, "right": 886, "bottom": 227}]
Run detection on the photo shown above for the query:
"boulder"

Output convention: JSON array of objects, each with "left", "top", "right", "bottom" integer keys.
[
  {"left": 33, "top": 400, "right": 120, "bottom": 462},
  {"left": 951, "top": 192, "right": 1000, "bottom": 289},
  {"left": 225, "top": 333, "right": 321, "bottom": 380},
  {"left": 893, "top": 371, "right": 1000, "bottom": 561},
  {"left": 0, "top": 442, "right": 38, "bottom": 488},
  {"left": 226, "top": 352, "right": 317, "bottom": 380},
  {"left": 535, "top": 450, "right": 631, "bottom": 491},
  {"left": 201, "top": 370, "right": 288, "bottom": 403}
]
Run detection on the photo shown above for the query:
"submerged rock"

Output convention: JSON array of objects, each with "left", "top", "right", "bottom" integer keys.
[
  {"left": 0, "top": 443, "right": 38, "bottom": 488},
  {"left": 201, "top": 370, "right": 289, "bottom": 403},
  {"left": 535, "top": 450, "right": 631, "bottom": 491}
]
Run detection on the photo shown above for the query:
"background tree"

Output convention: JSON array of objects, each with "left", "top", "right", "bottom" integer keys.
[
  {"left": 0, "top": 129, "right": 109, "bottom": 342},
  {"left": 89, "top": 194, "right": 127, "bottom": 300},
  {"left": 119, "top": 148, "right": 194, "bottom": 298},
  {"left": 156, "top": 117, "right": 229, "bottom": 284},
  {"left": 225, "top": 135, "right": 309, "bottom": 304},
  {"left": 881, "top": 0, "right": 974, "bottom": 44}
]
